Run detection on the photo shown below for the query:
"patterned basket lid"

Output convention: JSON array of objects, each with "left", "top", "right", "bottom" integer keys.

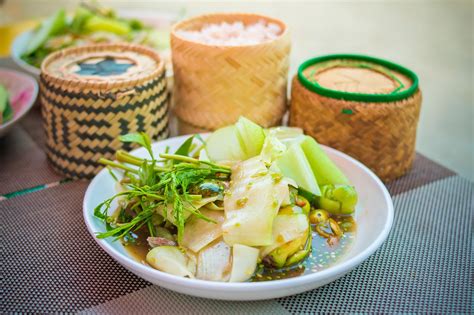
[
  {"left": 41, "top": 43, "right": 164, "bottom": 89},
  {"left": 298, "top": 54, "right": 419, "bottom": 102}
]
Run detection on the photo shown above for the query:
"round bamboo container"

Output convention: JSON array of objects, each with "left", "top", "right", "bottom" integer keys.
[
  {"left": 290, "top": 54, "right": 422, "bottom": 182},
  {"left": 40, "top": 43, "right": 169, "bottom": 179},
  {"left": 171, "top": 13, "right": 291, "bottom": 131}
]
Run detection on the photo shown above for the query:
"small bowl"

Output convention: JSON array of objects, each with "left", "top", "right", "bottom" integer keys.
[{"left": 0, "top": 68, "right": 39, "bottom": 137}]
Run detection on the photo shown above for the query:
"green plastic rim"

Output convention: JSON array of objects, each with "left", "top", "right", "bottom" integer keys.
[{"left": 297, "top": 54, "right": 419, "bottom": 102}]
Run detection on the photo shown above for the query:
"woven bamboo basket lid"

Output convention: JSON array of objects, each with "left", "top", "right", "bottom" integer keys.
[
  {"left": 40, "top": 43, "right": 169, "bottom": 179},
  {"left": 290, "top": 54, "right": 421, "bottom": 182},
  {"left": 171, "top": 13, "right": 291, "bottom": 131}
]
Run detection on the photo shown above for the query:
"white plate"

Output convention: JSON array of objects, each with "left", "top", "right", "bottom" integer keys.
[{"left": 83, "top": 134, "right": 393, "bottom": 300}]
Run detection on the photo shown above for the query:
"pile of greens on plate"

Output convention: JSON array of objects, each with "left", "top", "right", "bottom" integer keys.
[
  {"left": 95, "top": 117, "right": 358, "bottom": 282},
  {"left": 0, "top": 85, "right": 13, "bottom": 124},
  {"left": 21, "top": 2, "right": 170, "bottom": 68}
]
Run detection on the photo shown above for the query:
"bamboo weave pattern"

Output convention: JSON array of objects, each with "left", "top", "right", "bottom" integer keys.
[
  {"left": 290, "top": 76, "right": 422, "bottom": 182},
  {"left": 171, "top": 13, "right": 291, "bottom": 130},
  {"left": 40, "top": 44, "right": 169, "bottom": 179}
]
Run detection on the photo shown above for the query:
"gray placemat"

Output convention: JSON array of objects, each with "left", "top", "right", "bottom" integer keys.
[
  {"left": 0, "top": 125, "right": 63, "bottom": 195},
  {"left": 278, "top": 175, "right": 472, "bottom": 314},
  {"left": 1, "top": 181, "right": 149, "bottom": 313},
  {"left": 2, "top": 154, "right": 471, "bottom": 313}
]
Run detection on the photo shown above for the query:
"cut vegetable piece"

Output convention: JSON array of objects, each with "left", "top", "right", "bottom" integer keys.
[
  {"left": 267, "top": 126, "right": 304, "bottom": 146},
  {"left": 260, "top": 214, "right": 309, "bottom": 258},
  {"left": 146, "top": 246, "right": 195, "bottom": 278},
  {"left": 301, "top": 136, "right": 350, "bottom": 186},
  {"left": 196, "top": 239, "right": 232, "bottom": 281},
  {"left": 264, "top": 234, "right": 307, "bottom": 268},
  {"left": 319, "top": 184, "right": 358, "bottom": 215},
  {"left": 146, "top": 29, "right": 171, "bottom": 50},
  {"left": 156, "top": 196, "right": 218, "bottom": 226},
  {"left": 198, "top": 148, "right": 210, "bottom": 162},
  {"left": 275, "top": 144, "right": 321, "bottom": 196},
  {"left": 205, "top": 125, "right": 246, "bottom": 162},
  {"left": 24, "top": 9, "right": 67, "bottom": 55},
  {"left": 273, "top": 177, "right": 292, "bottom": 206},
  {"left": 0, "top": 85, "right": 8, "bottom": 115},
  {"left": 223, "top": 157, "right": 287, "bottom": 246},
  {"left": 84, "top": 15, "right": 131, "bottom": 35},
  {"left": 181, "top": 209, "right": 225, "bottom": 253},
  {"left": 0, "top": 85, "right": 12, "bottom": 123},
  {"left": 235, "top": 116, "right": 266, "bottom": 157},
  {"left": 260, "top": 133, "right": 287, "bottom": 164},
  {"left": 229, "top": 244, "right": 259, "bottom": 282},
  {"left": 71, "top": 6, "right": 94, "bottom": 33}
]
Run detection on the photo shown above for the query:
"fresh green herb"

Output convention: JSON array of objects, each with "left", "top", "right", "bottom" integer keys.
[
  {"left": 119, "top": 132, "right": 154, "bottom": 161},
  {"left": 174, "top": 135, "right": 195, "bottom": 157},
  {"left": 94, "top": 133, "right": 231, "bottom": 243}
]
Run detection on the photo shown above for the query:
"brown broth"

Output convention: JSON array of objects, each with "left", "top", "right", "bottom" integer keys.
[
  {"left": 252, "top": 215, "right": 356, "bottom": 282},
  {"left": 124, "top": 214, "right": 356, "bottom": 281},
  {"left": 123, "top": 228, "right": 150, "bottom": 264}
]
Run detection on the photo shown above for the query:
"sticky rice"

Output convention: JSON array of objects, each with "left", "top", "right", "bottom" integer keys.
[{"left": 176, "top": 20, "right": 281, "bottom": 46}]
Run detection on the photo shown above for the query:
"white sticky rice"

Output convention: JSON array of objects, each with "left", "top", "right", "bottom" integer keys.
[{"left": 176, "top": 20, "right": 281, "bottom": 46}]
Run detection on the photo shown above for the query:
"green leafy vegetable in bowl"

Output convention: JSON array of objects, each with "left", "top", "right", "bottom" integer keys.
[
  {"left": 95, "top": 117, "right": 359, "bottom": 282},
  {"left": 21, "top": 2, "right": 171, "bottom": 68},
  {"left": 0, "top": 85, "right": 13, "bottom": 124}
]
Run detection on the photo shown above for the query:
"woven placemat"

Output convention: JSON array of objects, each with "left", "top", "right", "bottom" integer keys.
[
  {"left": 1, "top": 153, "right": 472, "bottom": 313},
  {"left": 0, "top": 125, "right": 63, "bottom": 195},
  {"left": 1, "top": 181, "right": 149, "bottom": 313},
  {"left": 19, "top": 105, "right": 47, "bottom": 150}
]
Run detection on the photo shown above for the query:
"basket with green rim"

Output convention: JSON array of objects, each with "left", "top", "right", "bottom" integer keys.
[{"left": 290, "top": 54, "right": 422, "bottom": 182}]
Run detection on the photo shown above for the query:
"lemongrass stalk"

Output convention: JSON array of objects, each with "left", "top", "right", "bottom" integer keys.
[{"left": 99, "top": 158, "right": 138, "bottom": 174}]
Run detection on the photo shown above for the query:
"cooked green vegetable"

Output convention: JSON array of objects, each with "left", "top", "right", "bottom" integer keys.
[
  {"left": 24, "top": 9, "right": 67, "bottom": 56},
  {"left": 205, "top": 116, "right": 266, "bottom": 163},
  {"left": 83, "top": 15, "right": 131, "bottom": 35},
  {"left": 266, "top": 126, "right": 304, "bottom": 146},
  {"left": 275, "top": 144, "right": 321, "bottom": 195},
  {"left": 95, "top": 117, "right": 358, "bottom": 283},
  {"left": 264, "top": 234, "right": 309, "bottom": 268},
  {"left": 205, "top": 125, "right": 246, "bottom": 162},
  {"left": 298, "top": 184, "right": 357, "bottom": 215},
  {"left": 300, "top": 136, "right": 350, "bottom": 186},
  {"left": 318, "top": 184, "right": 358, "bottom": 215},
  {"left": 260, "top": 213, "right": 310, "bottom": 258},
  {"left": 222, "top": 156, "right": 289, "bottom": 246},
  {"left": 21, "top": 2, "right": 169, "bottom": 68},
  {"left": 0, "top": 85, "right": 13, "bottom": 124},
  {"left": 146, "top": 246, "right": 196, "bottom": 278},
  {"left": 235, "top": 116, "right": 266, "bottom": 158}
]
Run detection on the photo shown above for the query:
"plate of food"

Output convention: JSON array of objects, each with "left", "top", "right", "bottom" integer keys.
[
  {"left": 11, "top": 2, "right": 175, "bottom": 77},
  {"left": 0, "top": 68, "right": 38, "bottom": 137},
  {"left": 83, "top": 117, "right": 393, "bottom": 300}
]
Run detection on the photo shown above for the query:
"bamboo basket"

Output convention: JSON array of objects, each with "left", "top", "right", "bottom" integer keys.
[
  {"left": 171, "top": 13, "right": 291, "bottom": 131},
  {"left": 40, "top": 43, "right": 169, "bottom": 179},
  {"left": 290, "top": 54, "right": 422, "bottom": 182}
]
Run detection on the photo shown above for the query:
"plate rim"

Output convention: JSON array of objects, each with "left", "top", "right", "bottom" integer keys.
[
  {"left": 83, "top": 134, "right": 394, "bottom": 293},
  {"left": 11, "top": 31, "right": 41, "bottom": 76}
]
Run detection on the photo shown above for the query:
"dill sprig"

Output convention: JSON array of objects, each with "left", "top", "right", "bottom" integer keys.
[{"left": 94, "top": 133, "right": 230, "bottom": 243}]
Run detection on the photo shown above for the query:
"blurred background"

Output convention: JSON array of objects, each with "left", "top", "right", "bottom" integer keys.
[{"left": 1, "top": 0, "right": 472, "bottom": 180}]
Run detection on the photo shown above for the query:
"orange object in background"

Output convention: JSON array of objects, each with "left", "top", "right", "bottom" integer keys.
[{"left": 0, "top": 20, "right": 38, "bottom": 57}]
